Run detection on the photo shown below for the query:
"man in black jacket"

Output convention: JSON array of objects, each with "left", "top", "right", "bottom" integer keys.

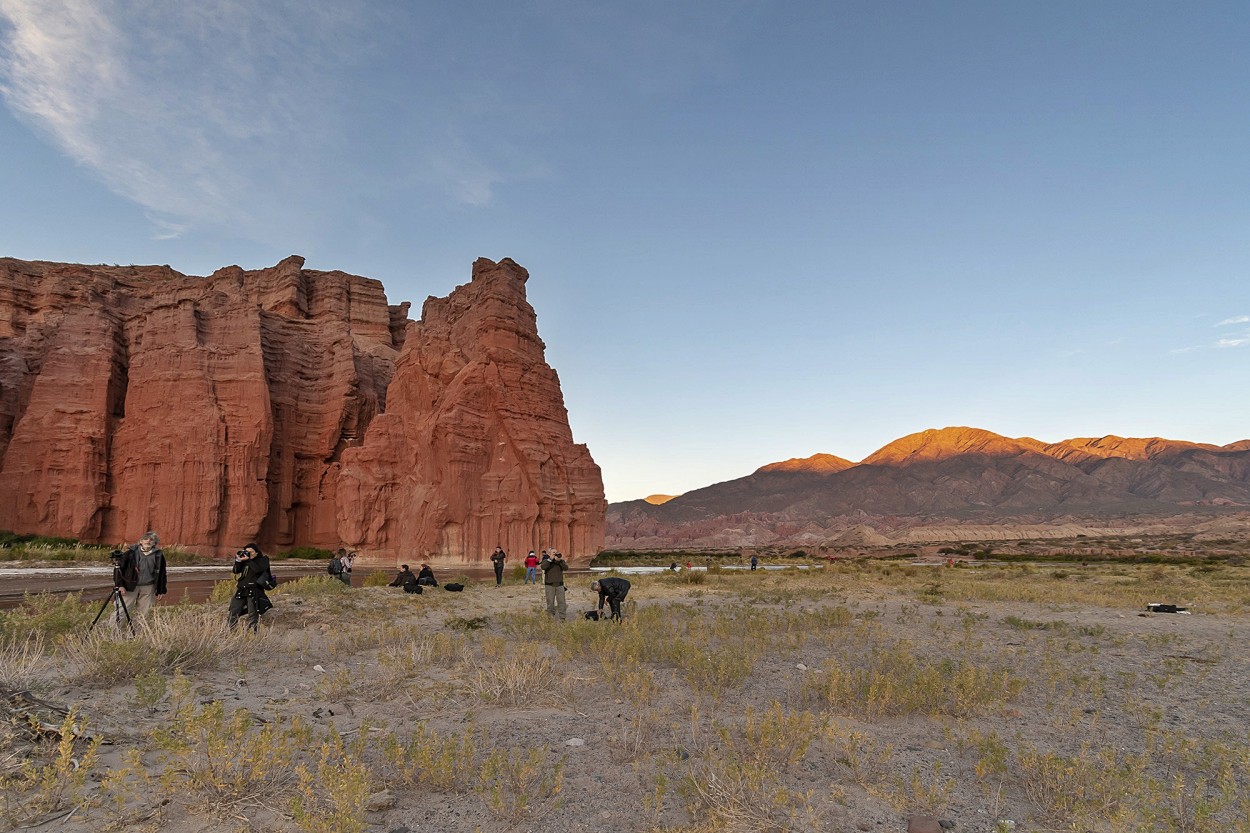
[
  {"left": 590, "top": 577, "right": 631, "bottom": 622},
  {"left": 389, "top": 564, "right": 417, "bottom": 588},
  {"left": 228, "top": 543, "right": 275, "bottom": 632},
  {"left": 114, "top": 531, "right": 168, "bottom": 623}
]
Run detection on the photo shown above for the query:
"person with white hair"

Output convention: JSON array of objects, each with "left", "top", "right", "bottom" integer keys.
[
  {"left": 590, "top": 576, "right": 631, "bottom": 622},
  {"left": 114, "top": 530, "right": 167, "bottom": 623}
]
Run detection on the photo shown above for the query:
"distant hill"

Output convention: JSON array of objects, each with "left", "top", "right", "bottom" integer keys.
[{"left": 607, "top": 427, "right": 1250, "bottom": 548}]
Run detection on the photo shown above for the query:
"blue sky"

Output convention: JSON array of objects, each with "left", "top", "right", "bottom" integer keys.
[{"left": 1, "top": 1, "right": 1247, "bottom": 502}]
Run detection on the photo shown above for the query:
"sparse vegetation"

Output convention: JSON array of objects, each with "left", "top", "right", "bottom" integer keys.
[{"left": 1, "top": 557, "right": 1249, "bottom": 831}]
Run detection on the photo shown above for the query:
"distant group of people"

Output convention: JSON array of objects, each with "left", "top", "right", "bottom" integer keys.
[{"left": 109, "top": 533, "right": 631, "bottom": 634}]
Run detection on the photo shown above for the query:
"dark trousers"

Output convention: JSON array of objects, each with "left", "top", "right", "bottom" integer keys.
[
  {"left": 493, "top": 562, "right": 504, "bottom": 585},
  {"left": 228, "top": 592, "right": 260, "bottom": 631},
  {"left": 606, "top": 593, "right": 626, "bottom": 621}
]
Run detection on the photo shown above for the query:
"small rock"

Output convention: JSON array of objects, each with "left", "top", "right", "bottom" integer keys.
[
  {"left": 907, "top": 816, "right": 943, "bottom": 833},
  {"left": 313, "top": 664, "right": 326, "bottom": 673},
  {"left": 566, "top": 738, "right": 586, "bottom": 747},
  {"left": 366, "top": 789, "right": 396, "bottom": 811},
  {"left": 857, "top": 823, "right": 872, "bottom": 831},
  {"left": 939, "top": 821, "right": 956, "bottom": 830},
  {"left": 796, "top": 663, "right": 808, "bottom": 671}
]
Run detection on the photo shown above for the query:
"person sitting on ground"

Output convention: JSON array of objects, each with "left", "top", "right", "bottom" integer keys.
[
  {"left": 228, "top": 543, "right": 275, "bottom": 632},
  {"left": 590, "top": 577, "right": 631, "bottom": 622},
  {"left": 389, "top": 564, "right": 416, "bottom": 587},
  {"left": 416, "top": 563, "right": 438, "bottom": 587}
]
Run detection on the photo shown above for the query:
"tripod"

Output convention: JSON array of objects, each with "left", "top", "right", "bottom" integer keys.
[{"left": 89, "top": 586, "right": 135, "bottom": 636}]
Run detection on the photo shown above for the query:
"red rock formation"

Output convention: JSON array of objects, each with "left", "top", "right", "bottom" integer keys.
[
  {"left": 0, "top": 255, "right": 604, "bottom": 563},
  {"left": 336, "top": 258, "right": 606, "bottom": 565}
]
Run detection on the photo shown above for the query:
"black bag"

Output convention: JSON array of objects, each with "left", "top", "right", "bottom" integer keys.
[
  {"left": 403, "top": 582, "right": 423, "bottom": 594},
  {"left": 584, "top": 610, "right": 601, "bottom": 621},
  {"left": 444, "top": 583, "right": 465, "bottom": 592},
  {"left": 327, "top": 557, "right": 342, "bottom": 576}
]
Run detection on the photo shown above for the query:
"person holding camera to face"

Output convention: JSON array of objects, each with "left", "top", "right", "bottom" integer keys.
[
  {"left": 112, "top": 531, "right": 167, "bottom": 624},
  {"left": 228, "top": 543, "right": 275, "bottom": 632},
  {"left": 540, "top": 550, "right": 569, "bottom": 622}
]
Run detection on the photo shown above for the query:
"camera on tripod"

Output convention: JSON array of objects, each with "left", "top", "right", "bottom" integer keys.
[{"left": 109, "top": 548, "right": 125, "bottom": 586}]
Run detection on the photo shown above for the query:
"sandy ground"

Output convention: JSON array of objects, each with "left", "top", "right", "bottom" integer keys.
[{"left": 6, "top": 563, "right": 1250, "bottom": 833}]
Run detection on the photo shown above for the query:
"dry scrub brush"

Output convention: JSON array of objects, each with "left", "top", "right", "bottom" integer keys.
[{"left": 57, "top": 609, "right": 257, "bottom": 685}]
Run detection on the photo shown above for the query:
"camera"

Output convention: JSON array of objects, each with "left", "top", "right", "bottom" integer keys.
[
  {"left": 235, "top": 549, "right": 251, "bottom": 560},
  {"left": 109, "top": 548, "right": 123, "bottom": 563}
]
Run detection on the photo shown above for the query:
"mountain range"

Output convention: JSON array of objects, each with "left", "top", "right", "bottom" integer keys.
[{"left": 606, "top": 427, "right": 1250, "bottom": 549}]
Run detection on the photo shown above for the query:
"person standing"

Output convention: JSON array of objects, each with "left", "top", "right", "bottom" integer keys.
[
  {"left": 750, "top": 554, "right": 759, "bottom": 571},
  {"left": 541, "top": 550, "right": 568, "bottom": 622},
  {"left": 490, "top": 545, "right": 507, "bottom": 586},
  {"left": 523, "top": 550, "right": 539, "bottom": 584},
  {"left": 590, "top": 577, "right": 631, "bottom": 622},
  {"left": 115, "top": 531, "right": 168, "bottom": 623},
  {"left": 340, "top": 550, "right": 356, "bottom": 587},
  {"left": 228, "top": 543, "right": 275, "bottom": 632}
]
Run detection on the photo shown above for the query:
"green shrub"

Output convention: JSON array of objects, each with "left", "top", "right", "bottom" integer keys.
[
  {"left": 362, "top": 570, "right": 391, "bottom": 587},
  {"left": 279, "top": 546, "right": 334, "bottom": 560},
  {"left": 0, "top": 593, "right": 94, "bottom": 644}
]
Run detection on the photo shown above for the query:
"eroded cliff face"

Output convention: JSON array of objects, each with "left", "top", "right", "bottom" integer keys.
[
  {"left": 0, "top": 255, "right": 605, "bottom": 563},
  {"left": 336, "top": 257, "right": 605, "bottom": 564}
]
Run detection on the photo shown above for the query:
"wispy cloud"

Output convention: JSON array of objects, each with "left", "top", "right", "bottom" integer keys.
[
  {"left": 1216, "top": 334, "right": 1250, "bottom": 348},
  {"left": 0, "top": 0, "right": 369, "bottom": 236},
  {"left": 1216, "top": 315, "right": 1250, "bottom": 326}
]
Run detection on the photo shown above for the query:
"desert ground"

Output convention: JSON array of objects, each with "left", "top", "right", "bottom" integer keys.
[{"left": 3, "top": 558, "right": 1250, "bottom": 833}]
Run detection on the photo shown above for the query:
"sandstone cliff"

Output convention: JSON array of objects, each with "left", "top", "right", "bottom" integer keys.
[
  {"left": 335, "top": 257, "right": 605, "bottom": 563},
  {"left": 0, "top": 256, "right": 604, "bottom": 564}
]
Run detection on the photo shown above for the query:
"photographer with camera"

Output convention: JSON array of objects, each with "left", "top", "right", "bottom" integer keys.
[
  {"left": 541, "top": 550, "right": 569, "bottom": 622},
  {"left": 111, "top": 531, "right": 167, "bottom": 625},
  {"left": 228, "top": 543, "right": 276, "bottom": 632}
]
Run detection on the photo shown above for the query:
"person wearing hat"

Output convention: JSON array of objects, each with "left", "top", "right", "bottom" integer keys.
[{"left": 590, "top": 576, "right": 631, "bottom": 622}]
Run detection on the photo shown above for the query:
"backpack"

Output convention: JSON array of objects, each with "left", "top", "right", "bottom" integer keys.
[
  {"left": 444, "top": 583, "right": 465, "bottom": 592},
  {"left": 328, "top": 557, "right": 342, "bottom": 575},
  {"left": 264, "top": 569, "right": 278, "bottom": 590},
  {"left": 403, "top": 582, "right": 423, "bottom": 595}
]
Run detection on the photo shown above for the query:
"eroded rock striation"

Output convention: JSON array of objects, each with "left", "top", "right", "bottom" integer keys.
[{"left": 0, "top": 255, "right": 604, "bottom": 564}]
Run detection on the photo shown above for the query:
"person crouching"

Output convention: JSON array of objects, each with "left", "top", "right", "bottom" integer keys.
[
  {"left": 590, "top": 577, "right": 630, "bottom": 622},
  {"left": 228, "top": 543, "right": 275, "bottom": 632}
]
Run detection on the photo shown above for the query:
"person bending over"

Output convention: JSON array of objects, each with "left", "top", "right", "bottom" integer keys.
[
  {"left": 228, "top": 543, "right": 275, "bottom": 632},
  {"left": 590, "top": 577, "right": 631, "bottom": 622}
]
